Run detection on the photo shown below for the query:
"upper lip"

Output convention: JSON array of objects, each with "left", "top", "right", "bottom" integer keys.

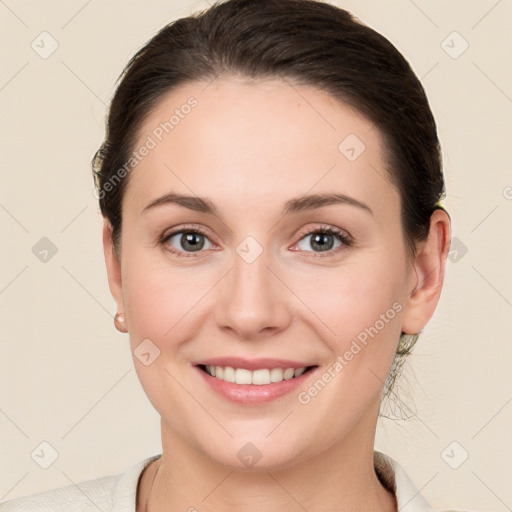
[{"left": 195, "top": 357, "right": 317, "bottom": 371}]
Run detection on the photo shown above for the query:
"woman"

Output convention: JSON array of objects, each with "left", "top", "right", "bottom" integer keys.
[{"left": 1, "top": 0, "right": 459, "bottom": 510}]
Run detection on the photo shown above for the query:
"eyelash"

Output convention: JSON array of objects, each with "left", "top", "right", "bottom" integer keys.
[{"left": 160, "top": 224, "right": 352, "bottom": 258}]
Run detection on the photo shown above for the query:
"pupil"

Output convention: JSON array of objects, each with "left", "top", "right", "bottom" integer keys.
[
  {"left": 311, "top": 233, "right": 333, "bottom": 252},
  {"left": 182, "top": 233, "right": 204, "bottom": 251}
]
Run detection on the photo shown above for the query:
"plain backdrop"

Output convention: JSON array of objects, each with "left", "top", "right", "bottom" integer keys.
[{"left": 1, "top": 1, "right": 511, "bottom": 510}]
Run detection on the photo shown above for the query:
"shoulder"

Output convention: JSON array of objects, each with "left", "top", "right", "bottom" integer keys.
[
  {"left": 0, "top": 474, "right": 117, "bottom": 512},
  {"left": 0, "top": 454, "right": 160, "bottom": 512}
]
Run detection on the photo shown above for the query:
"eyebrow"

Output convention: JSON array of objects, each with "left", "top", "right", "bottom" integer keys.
[{"left": 142, "top": 192, "right": 373, "bottom": 217}]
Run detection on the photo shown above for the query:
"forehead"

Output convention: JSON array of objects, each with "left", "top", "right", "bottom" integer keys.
[{"left": 124, "top": 77, "right": 398, "bottom": 218}]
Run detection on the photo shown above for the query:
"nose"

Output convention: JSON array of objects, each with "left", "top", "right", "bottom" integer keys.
[{"left": 213, "top": 249, "right": 292, "bottom": 340}]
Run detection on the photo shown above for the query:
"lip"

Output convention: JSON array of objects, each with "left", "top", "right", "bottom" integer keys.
[
  {"left": 194, "top": 357, "right": 315, "bottom": 371},
  {"left": 194, "top": 363, "right": 319, "bottom": 405}
]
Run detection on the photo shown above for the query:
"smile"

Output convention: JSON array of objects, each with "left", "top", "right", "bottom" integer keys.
[{"left": 199, "top": 365, "right": 316, "bottom": 385}]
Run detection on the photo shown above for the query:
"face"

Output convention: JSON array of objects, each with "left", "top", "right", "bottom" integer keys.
[{"left": 105, "top": 77, "right": 432, "bottom": 471}]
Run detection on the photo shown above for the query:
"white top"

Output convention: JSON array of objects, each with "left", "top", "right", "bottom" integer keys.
[{"left": 0, "top": 451, "right": 463, "bottom": 512}]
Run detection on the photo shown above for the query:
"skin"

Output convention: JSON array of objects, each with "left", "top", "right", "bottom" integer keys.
[{"left": 103, "top": 77, "right": 451, "bottom": 512}]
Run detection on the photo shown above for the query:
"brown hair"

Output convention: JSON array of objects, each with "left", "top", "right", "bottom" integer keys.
[{"left": 92, "top": 0, "right": 446, "bottom": 407}]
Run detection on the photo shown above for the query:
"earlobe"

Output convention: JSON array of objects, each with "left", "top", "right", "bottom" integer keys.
[
  {"left": 102, "top": 218, "right": 125, "bottom": 319},
  {"left": 401, "top": 209, "right": 451, "bottom": 335}
]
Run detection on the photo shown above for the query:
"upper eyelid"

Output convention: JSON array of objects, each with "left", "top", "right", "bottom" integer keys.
[
  {"left": 296, "top": 225, "right": 350, "bottom": 239},
  {"left": 161, "top": 224, "right": 212, "bottom": 240},
  {"left": 162, "top": 224, "right": 348, "bottom": 241}
]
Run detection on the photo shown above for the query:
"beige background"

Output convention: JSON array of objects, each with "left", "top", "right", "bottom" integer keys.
[{"left": 1, "top": 0, "right": 511, "bottom": 510}]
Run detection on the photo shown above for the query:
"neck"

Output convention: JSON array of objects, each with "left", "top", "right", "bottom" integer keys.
[{"left": 137, "top": 412, "right": 396, "bottom": 512}]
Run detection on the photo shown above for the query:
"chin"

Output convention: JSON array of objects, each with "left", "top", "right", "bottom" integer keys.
[{"left": 196, "top": 433, "right": 311, "bottom": 472}]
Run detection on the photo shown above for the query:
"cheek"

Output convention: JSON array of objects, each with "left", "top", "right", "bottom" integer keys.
[
  {"left": 292, "top": 258, "right": 407, "bottom": 419},
  {"left": 301, "top": 253, "right": 407, "bottom": 358},
  {"left": 121, "top": 249, "right": 217, "bottom": 345},
  {"left": 120, "top": 255, "right": 210, "bottom": 410}
]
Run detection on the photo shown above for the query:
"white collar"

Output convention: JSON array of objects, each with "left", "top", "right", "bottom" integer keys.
[{"left": 374, "top": 450, "right": 435, "bottom": 511}]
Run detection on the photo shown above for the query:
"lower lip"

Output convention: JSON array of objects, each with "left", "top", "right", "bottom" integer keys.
[{"left": 195, "top": 366, "right": 317, "bottom": 405}]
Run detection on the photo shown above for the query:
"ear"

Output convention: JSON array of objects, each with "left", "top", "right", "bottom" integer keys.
[
  {"left": 401, "top": 209, "right": 451, "bottom": 335},
  {"left": 102, "top": 218, "right": 125, "bottom": 318}
]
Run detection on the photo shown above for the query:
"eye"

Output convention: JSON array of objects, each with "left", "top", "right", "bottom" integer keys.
[
  {"left": 162, "top": 228, "right": 215, "bottom": 256},
  {"left": 293, "top": 226, "right": 351, "bottom": 254},
  {"left": 160, "top": 225, "right": 351, "bottom": 257}
]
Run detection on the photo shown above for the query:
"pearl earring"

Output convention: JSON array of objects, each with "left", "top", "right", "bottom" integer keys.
[{"left": 114, "top": 312, "right": 128, "bottom": 333}]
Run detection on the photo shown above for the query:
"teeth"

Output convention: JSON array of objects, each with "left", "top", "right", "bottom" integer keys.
[
  {"left": 223, "top": 366, "right": 235, "bottom": 383},
  {"left": 203, "top": 365, "right": 309, "bottom": 385},
  {"left": 252, "top": 369, "right": 270, "bottom": 385},
  {"left": 235, "top": 368, "right": 253, "bottom": 385}
]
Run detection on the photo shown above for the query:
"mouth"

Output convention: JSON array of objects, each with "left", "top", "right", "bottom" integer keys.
[
  {"left": 197, "top": 364, "right": 318, "bottom": 385},
  {"left": 193, "top": 356, "right": 320, "bottom": 404}
]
